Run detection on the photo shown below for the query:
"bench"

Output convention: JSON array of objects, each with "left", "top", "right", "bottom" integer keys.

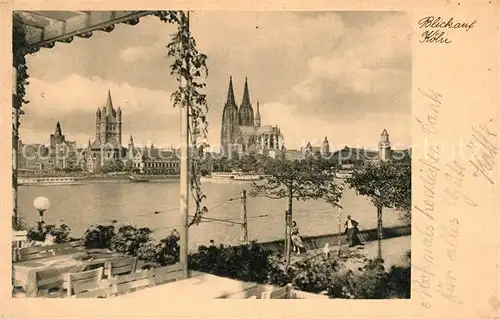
[
  {"left": 104, "top": 257, "right": 137, "bottom": 278},
  {"left": 261, "top": 284, "right": 329, "bottom": 299},
  {"left": 17, "top": 240, "right": 85, "bottom": 261},
  {"left": 72, "top": 263, "right": 185, "bottom": 298},
  {"left": 261, "top": 283, "right": 294, "bottom": 299},
  {"left": 65, "top": 267, "right": 104, "bottom": 297}
]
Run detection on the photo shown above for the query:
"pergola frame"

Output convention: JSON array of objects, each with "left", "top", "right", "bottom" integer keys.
[{"left": 12, "top": 10, "right": 192, "bottom": 278}]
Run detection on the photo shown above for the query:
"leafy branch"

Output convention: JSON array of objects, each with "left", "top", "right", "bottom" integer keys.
[
  {"left": 161, "top": 11, "right": 209, "bottom": 227},
  {"left": 12, "top": 11, "right": 209, "bottom": 228}
]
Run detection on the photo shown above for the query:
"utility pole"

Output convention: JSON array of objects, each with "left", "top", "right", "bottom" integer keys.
[
  {"left": 12, "top": 66, "right": 19, "bottom": 230},
  {"left": 337, "top": 206, "right": 342, "bottom": 257},
  {"left": 240, "top": 189, "right": 248, "bottom": 243},
  {"left": 179, "top": 11, "right": 190, "bottom": 279},
  {"left": 285, "top": 209, "right": 292, "bottom": 268}
]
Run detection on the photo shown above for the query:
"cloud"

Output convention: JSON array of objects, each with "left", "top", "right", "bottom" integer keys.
[
  {"left": 21, "top": 74, "right": 179, "bottom": 147},
  {"left": 289, "top": 11, "right": 412, "bottom": 116},
  {"left": 22, "top": 12, "right": 411, "bottom": 152},
  {"left": 259, "top": 101, "right": 411, "bottom": 150},
  {"left": 119, "top": 46, "right": 149, "bottom": 63}
]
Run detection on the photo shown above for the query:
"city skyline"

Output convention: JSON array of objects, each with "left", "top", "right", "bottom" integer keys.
[{"left": 21, "top": 11, "right": 411, "bottom": 150}]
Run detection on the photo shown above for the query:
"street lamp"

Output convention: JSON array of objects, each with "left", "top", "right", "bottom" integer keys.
[
  {"left": 373, "top": 188, "right": 382, "bottom": 260},
  {"left": 33, "top": 196, "right": 50, "bottom": 226}
]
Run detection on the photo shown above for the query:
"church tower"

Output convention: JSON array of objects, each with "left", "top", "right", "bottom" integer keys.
[
  {"left": 50, "top": 121, "right": 65, "bottom": 147},
  {"left": 127, "top": 135, "right": 135, "bottom": 159},
  {"left": 238, "top": 77, "right": 254, "bottom": 126},
  {"left": 96, "top": 90, "right": 122, "bottom": 147},
  {"left": 221, "top": 77, "right": 239, "bottom": 154},
  {"left": 95, "top": 108, "right": 101, "bottom": 142},
  {"left": 379, "top": 129, "right": 392, "bottom": 161},
  {"left": 322, "top": 136, "right": 330, "bottom": 157},
  {"left": 255, "top": 101, "right": 261, "bottom": 127}
]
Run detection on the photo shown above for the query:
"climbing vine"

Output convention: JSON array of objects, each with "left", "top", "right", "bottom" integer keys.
[
  {"left": 157, "top": 11, "right": 209, "bottom": 226},
  {"left": 12, "top": 11, "right": 209, "bottom": 228}
]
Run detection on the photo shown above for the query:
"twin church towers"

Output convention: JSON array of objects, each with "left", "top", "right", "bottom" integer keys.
[{"left": 220, "top": 77, "right": 284, "bottom": 155}]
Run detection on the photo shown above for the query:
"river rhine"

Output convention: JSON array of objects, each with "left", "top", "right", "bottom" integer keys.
[{"left": 19, "top": 180, "right": 405, "bottom": 250}]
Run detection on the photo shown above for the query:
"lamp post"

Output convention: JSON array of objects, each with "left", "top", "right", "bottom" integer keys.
[
  {"left": 33, "top": 196, "right": 50, "bottom": 229},
  {"left": 337, "top": 184, "right": 344, "bottom": 257},
  {"left": 374, "top": 189, "right": 382, "bottom": 260}
]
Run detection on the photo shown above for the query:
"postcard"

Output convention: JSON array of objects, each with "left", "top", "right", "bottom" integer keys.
[{"left": 0, "top": 2, "right": 498, "bottom": 319}]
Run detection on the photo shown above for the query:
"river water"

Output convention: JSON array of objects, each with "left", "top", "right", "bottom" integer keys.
[{"left": 18, "top": 180, "right": 405, "bottom": 250}]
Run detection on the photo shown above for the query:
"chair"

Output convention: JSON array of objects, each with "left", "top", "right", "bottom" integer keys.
[
  {"left": 17, "top": 245, "right": 55, "bottom": 261},
  {"left": 261, "top": 283, "right": 294, "bottom": 299},
  {"left": 72, "top": 278, "right": 115, "bottom": 298},
  {"left": 64, "top": 267, "right": 104, "bottom": 297},
  {"left": 72, "top": 263, "right": 185, "bottom": 298},
  {"left": 17, "top": 240, "right": 87, "bottom": 262},
  {"left": 12, "top": 230, "right": 28, "bottom": 248},
  {"left": 104, "top": 257, "right": 137, "bottom": 278}
]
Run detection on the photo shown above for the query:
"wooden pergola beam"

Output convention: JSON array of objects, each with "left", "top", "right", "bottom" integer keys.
[{"left": 18, "top": 11, "right": 154, "bottom": 50}]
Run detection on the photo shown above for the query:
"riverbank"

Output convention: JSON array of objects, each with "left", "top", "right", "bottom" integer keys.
[
  {"left": 85, "top": 174, "right": 180, "bottom": 183},
  {"left": 19, "top": 174, "right": 181, "bottom": 183}
]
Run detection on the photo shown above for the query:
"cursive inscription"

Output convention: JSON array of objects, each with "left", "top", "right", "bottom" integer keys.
[
  {"left": 418, "top": 16, "right": 478, "bottom": 44},
  {"left": 443, "top": 160, "right": 477, "bottom": 207},
  {"left": 412, "top": 224, "right": 435, "bottom": 308},
  {"left": 413, "top": 88, "right": 443, "bottom": 309},
  {"left": 415, "top": 88, "right": 442, "bottom": 135},
  {"left": 441, "top": 218, "right": 459, "bottom": 262},
  {"left": 438, "top": 270, "right": 462, "bottom": 304},
  {"left": 467, "top": 121, "right": 498, "bottom": 184}
]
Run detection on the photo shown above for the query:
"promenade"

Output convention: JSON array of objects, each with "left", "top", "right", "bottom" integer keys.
[{"left": 291, "top": 236, "right": 411, "bottom": 270}]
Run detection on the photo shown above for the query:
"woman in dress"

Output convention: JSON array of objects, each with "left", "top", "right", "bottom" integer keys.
[
  {"left": 290, "top": 221, "right": 306, "bottom": 255},
  {"left": 344, "top": 215, "right": 363, "bottom": 247}
]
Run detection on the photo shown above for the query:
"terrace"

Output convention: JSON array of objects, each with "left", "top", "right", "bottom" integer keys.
[
  {"left": 12, "top": 232, "right": 329, "bottom": 299},
  {"left": 11, "top": 11, "right": 328, "bottom": 299}
]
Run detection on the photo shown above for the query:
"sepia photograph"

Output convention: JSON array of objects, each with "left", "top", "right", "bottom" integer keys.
[{"left": 11, "top": 10, "right": 412, "bottom": 299}]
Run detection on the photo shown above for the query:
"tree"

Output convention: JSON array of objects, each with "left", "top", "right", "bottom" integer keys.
[
  {"left": 240, "top": 154, "right": 258, "bottom": 173},
  {"left": 124, "top": 159, "right": 134, "bottom": 172},
  {"left": 250, "top": 157, "right": 342, "bottom": 267},
  {"left": 346, "top": 158, "right": 411, "bottom": 259}
]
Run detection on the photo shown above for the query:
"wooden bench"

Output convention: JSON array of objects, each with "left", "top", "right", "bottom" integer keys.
[
  {"left": 104, "top": 257, "right": 137, "bottom": 278},
  {"left": 17, "top": 240, "right": 85, "bottom": 261},
  {"left": 72, "top": 263, "right": 185, "bottom": 298},
  {"left": 12, "top": 231, "right": 28, "bottom": 248},
  {"left": 261, "top": 284, "right": 329, "bottom": 299},
  {"left": 261, "top": 283, "right": 294, "bottom": 299},
  {"left": 64, "top": 267, "right": 104, "bottom": 297}
]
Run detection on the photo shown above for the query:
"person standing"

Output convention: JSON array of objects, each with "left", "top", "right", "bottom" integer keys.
[
  {"left": 290, "top": 221, "right": 306, "bottom": 255},
  {"left": 344, "top": 215, "right": 363, "bottom": 247}
]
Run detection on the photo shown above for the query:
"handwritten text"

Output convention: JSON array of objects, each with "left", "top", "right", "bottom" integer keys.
[
  {"left": 418, "top": 16, "right": 478, "bottom": 44},
  {"left": 467, "top": 121, "right": 498, "bottom": 185}
]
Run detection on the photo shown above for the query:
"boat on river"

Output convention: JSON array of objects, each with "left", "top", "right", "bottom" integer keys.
[
  {"left": 18, "top": 176, "right": 84, "bottom": 186},
  {"left": 202, "top": 172, "right": 264, "bottom": 183},
  {"left": 129, "top": 175, "right": 150, "bottom": 183}
]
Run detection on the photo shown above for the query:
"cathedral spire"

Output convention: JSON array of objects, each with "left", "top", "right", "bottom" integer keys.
[
  {"left": 105, "top": 89, "right": 114, "bottom": 113},
  {"left": 226, "top": 76, "right": 236, "bottom": 107},
  {"left": 55, "top": 121, "right": 62, "bottom": 135},
  {"left": 241, "top": 77, "right": 251, "bottom": 107},
  {"left": 255, "top": 100, "right": 261, "bottom": 127}
]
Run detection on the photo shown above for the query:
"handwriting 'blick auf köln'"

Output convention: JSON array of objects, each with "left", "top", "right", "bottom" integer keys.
[{"left": 418, "top": 16, "right": 478, "bottom": 44}]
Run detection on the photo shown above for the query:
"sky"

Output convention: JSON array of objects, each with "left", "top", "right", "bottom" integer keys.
[{"left": 21, "top": 11, "right": 412, "bottom": 151}]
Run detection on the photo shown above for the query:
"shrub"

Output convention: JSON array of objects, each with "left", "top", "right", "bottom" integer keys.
[
  {"left": 83, "top": 224, "right": 116, "bottom": 249},
  {"left": 327, "top": 256, "right": 411, "bottom": 299},
  {"left": 288, "top": 256, "right": 341, "bottom": 294},
  {"left": 188, "top": 241, "right": 273, "bottom": 283},
  {"left": 27, "top": 223, "right": 71, "bottom": 243},
  {"left": 109, "top": 225, "right": 153, "bottom": 256},
  {"left": 155, "top": 231, "right": 181, "bottom": 265}
]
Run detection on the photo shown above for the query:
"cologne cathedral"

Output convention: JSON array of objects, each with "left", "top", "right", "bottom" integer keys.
[{"left": 220, "top": 77, "right": 284, "bottom": 156}]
